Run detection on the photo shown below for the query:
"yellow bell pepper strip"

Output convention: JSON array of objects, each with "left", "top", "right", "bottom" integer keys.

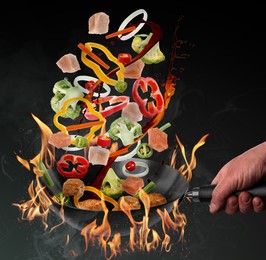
[
  {"left": 73, "top": 185, "right": 119, "bottom": 211},
  {"left": 53, "top": 97, "right": 105, "bottom": 144},
  {"left": 79, "top": 42, "right": 126, "bottom": 90},
  {"left": 77, "top": 43, "right": 110, "bottom": 70}
]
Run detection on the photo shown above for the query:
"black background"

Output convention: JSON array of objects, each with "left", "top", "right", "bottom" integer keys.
[{"left": 1, "top": 1, "right": 266, "bottom": 259}]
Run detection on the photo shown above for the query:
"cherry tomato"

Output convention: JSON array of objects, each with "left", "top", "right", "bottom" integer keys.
[
  {"left": 118, "top": 53, "right": 132, "bottom": 64},
  {"left": 97, "top": 135, "right": 111, "bottom": 147},
  {"left": 85, "top": 80, "right": 96, "bottom": 90},
  {"left": 125, "top": 161, "right": 136, "bottom": 171}
]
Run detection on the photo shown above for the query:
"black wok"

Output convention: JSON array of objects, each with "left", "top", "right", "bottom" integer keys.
[{"left": 45, "top": 158, "right": 189, "bottom": 237}]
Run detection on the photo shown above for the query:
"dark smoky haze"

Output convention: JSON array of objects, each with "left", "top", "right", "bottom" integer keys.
[{"left": 1, "top": 1, "right": 265, "bottom": 260}]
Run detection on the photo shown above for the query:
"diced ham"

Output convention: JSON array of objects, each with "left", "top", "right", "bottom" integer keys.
[
  {"left": 88, "top": 146, "right": 110, "bottom": 165},
  {"left": 56, "top": 53, "right": 81, "bottom": 73},
  {"left": 121, "top": 102, "right": 143, "bottom": 122},
  {"left": 88, "top": 12, "right": 110, "bottom": 34},
  {"left": 122, "top": 176, "right": 144, "bottom": 196},
  {"left": 48, "top": 132, "right": 72, "bottom": 149},
  {"left": 148, "top": 127, "right": 168, "bottom": 152},
  {"left": 124, "top": 59, "right": 145, "bottom": 79}
]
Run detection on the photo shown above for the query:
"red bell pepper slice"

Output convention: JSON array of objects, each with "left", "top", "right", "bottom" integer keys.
[
  {"left": 84, "top": 95, "right": 130, "bottom": 120},
  {"left": 56, "top": 154, "right": 90, "bottom": 178},
  {"left": 132, "top": 77, "right": 164, "bottom": 118}
]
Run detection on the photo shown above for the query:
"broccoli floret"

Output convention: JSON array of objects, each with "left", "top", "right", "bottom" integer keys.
[
  {"left": 131, "top": 33, "right": 165, "bottom": 64},
  {"left": 50, "top": 78, "right": 84, "bottom": 119},
  {"left": 107, "top": 117, "right": 142, "bottom": 146},
  {"left": 101, "top": 168, "right": 124, "bottom": 199}
]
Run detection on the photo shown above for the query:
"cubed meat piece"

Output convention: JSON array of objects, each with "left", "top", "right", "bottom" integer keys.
[
  {"left": 122, "top": 102, "right": 143, "bottom": 122},
  {"left": 122, "top": 176, "right": 144, "bottom": 196},
  {"left": 148, "top": 127, "right": 168, "bottom": 152},
  {"left": 88, "top": 146, "right": 110, "bottom": 165},
  {"left": 124, "top": 59, "right": 145, "bottom": 79},
  {"left": 56, "top": 53, "right": 81, "bottom": 73},
  {"left": 63, "top": 178, "right": 85, "bottom": 197},
  {"left": 88, "top": 12, "right": 109, "bottom": 34},
  {"left": 48, "top": 132, "right": 72, "bottom": 149}
]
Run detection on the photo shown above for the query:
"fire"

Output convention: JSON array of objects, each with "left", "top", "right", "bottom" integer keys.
[{"left": 13, "top": 114, "right": 208, "bottom": 259}]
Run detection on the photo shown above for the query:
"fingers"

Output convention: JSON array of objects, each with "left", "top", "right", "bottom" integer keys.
[{"left": 214, "top": 193, "right": 265, "bottom": 215}]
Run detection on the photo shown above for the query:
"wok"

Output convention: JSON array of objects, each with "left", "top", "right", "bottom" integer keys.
[
  {"left": 45, "top": 158, "right": 189, "bottom": 236},
  {"left": 45, "top": 158, "right": 266, "bottom": 236}
]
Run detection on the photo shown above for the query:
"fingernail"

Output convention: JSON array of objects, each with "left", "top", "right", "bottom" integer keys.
[
  {"left": 209, "top": 202, "right": 217, "bottom": 213},
  {"left": 229, "top": 200, "right": 238, "bottom": 208}
]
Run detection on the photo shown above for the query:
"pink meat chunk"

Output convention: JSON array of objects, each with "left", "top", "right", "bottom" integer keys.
[
  {"left": 56, "top": 53, "right": 81, "bottom": 73},
  {"left": 148, "top": 127, "right": 168, "bottom": 152},
  {"left": 88, "top": 12, "right": 110, "bottom": 34},
  {"left": 88, "top": 146, "right": 110, "bottom": 165},
  {"left": 122, "top": 102, "right": 143, "bottom": 122},
  {"left": 48, "top": 132, "right": 72, "bottom": 149},
  {"left": 124, "top": 59, "right": 145, "bottom": 79}
]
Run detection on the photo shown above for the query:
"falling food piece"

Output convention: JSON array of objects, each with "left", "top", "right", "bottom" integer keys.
[
  {"left": 56, "top": 53, "right": 81, "bottom": 73},
  {"left": 124, "top": 59, "right": 145, "bottom": 79},
  {"left": 88, "top": 12, "right": 110, "bottom": 34},
  {"left": 122, "top": 176, "right": 144, "bottom": 196},
  {"left": 48, "top": 132, "right": 72, "bottom": 149},
  {"left": 148, "top": 127, "right": 168, "bottom": 152},
  {"left": 88, "top": 146, "right": 110, "bottom": 165},
  {"left": 121, "top": 102, "right": 143, "bottom": 122}
]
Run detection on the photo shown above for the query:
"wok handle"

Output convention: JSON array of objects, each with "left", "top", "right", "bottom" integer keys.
[{"left": 187, "top": 182, "right": 266, "bottom": 202}]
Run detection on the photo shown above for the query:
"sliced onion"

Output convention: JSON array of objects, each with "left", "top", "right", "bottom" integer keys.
[
  {"left": 73, "top": 75, "right": 111, "bottom": 97},
  {"left": 122, "top": 160, "right": 149, "bottom": 177},
  {"left": 117, "top": 9, "right": 148, "bottom": 41},
  {"left": 115, "top": 140, "right": 141, "bottom": 162}
]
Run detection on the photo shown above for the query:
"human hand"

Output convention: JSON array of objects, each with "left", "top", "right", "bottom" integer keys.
[{"left": 209, "top": 141, "right": 266, "bottom": 214}]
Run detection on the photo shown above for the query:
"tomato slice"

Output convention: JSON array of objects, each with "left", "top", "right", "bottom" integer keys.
[
  {"left": 125, "top": 161, "right": 136, "bottom": 171},
  {"left": 118, "top": 53, "right": 132, "bottom": 64}
]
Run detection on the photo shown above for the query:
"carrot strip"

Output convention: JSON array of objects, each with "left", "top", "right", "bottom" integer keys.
[
  {"left": 77, "top": 43, "right": 110, "bottom": 70},
  {"left": 66, "top": 121, "right": 103, "bottom": 131},
  {"left": 109, "top": 146, "right": 129, "bottom": 158},
  {"left": 105, "top": 26, "right": 136, "bottom": 39}
]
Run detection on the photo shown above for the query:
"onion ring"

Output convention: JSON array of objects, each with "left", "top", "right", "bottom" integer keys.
[
  {"left": 117, "top": 9, "right": 148, "bottom": 41},
  {"left": 115, "top": 140, "right": 141, "bottom": 162},
  {"left": 73, "top": 75, "right": 111, "bottom": 97},
  {"left": 122, "top": 160, "right": 149, "bottom": 177}
]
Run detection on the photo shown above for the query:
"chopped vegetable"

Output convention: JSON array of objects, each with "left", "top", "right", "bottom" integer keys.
[
  {"left": 125, "top": 161, "right": 136, "bottom": 171},
  {"left": 134, "top": 181, "right": 156, "bottom": 199},
  {"left": 101, "top": 168, "right": 124, "bottom": 199},
  {"left": 97, "top": 135, "right": 111, "bottom": 147},
  {"left": 159, "top": 122, "right": 171, "bottom": 132},
  {"left": 53, "top": 191, "right": 70, "bottom": 206},
  {"left": 84, "top": 95, "right": 129, "bottom": 120},
  {"left": 105, "top": 26, "right": 136, "bottom": 39},
  {"left": 136, "top": 143, "right": 153, "bottom": 158},
  {"left": 50, "top": 78, "right": 84, "bottom": 120},
  {"left": 107, "top": 116, "right": 142, "bottom": 146},
  {"left": 56, "top": 154, "right": 90, "bottom": 178},
  {"left": 39, "top": 160, "right": 54, "bottom": 188},
  {"left": 131, "top": 33, "right": 165, "bottom": 64},
  {"left": 132, "top": 77, "right": 164, "bottom": 118},
  {"left": 117, "top": 53, "right": 132, "bottom": 64},
  {"left": 115, "top": 80, "right": 128, "bottom": 93},
  {"left": 74, "top": 136, "right": 88, "bottom": 148},
  {"left": 122, "top": 160, "right": 149, "bottom": 177}
]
